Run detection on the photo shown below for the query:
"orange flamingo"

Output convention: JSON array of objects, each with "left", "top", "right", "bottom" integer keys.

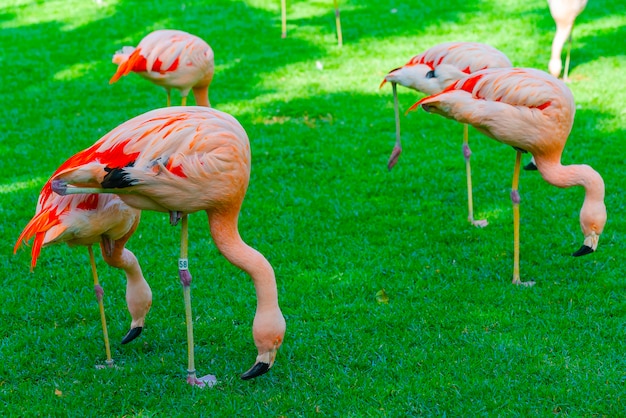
[
  {"left": 408, "top": 67, "right": 606, "bottom": 285},
  {"left": 14, "top": 182, "right": 152, "bottom": 365},
  {"left": 49, "top": 106, "right": 286, "bottom": 386},
  {"left": 110, "top": 29, "right": 215, "bottom": 107},
  {"left": 548, "top": 0, "right": 588, "bottom": 81},
  {"left": 381, "top": 42, "right": 512, "bottom": 227},
  {"left": 280, "top": 0, "right": 343, "bottom": 46}
]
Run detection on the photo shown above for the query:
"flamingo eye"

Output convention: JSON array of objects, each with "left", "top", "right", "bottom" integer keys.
[{"left": 426, "top": 70, "right": 435, "bottom": 79}]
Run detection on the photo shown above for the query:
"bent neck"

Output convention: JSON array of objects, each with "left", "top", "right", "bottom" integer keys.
[
  {"left": 534, "top": 158, "right": 605, "bottom": 201},
  {"left": 192, "top": 86, "right": 210, "bottom": 107}
]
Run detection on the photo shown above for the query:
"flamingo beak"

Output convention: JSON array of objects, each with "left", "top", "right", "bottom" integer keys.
[
  {"left": 379, "top": 67, "right": 402, "bottom": 89},
  {"left": 572, "top": 232, "right": 599, "bottom": 257},
  {"left": 240, "top": 348, "right": 278, "bottom": 380}
]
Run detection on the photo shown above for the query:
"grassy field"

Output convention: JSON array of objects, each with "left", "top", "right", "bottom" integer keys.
[{"left": 1, "top": 0, "right": 625, "bottom": 415}]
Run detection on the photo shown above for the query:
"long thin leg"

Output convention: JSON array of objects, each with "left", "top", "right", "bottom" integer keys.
[
  {"left": 387, "top": 82, "right": 402, "bottom": 170},
  {"left": 281, "top": 0, "right": 287, "bottom": 38},
  {"left": 563, "top": 34, "right": 573, "bottom": 82},
  {"left": 464, "top": 124, "right": 488, "bottom": 228},
  {"left": 178, "top": 214, "right": 216, "bottom": 387},
  {"left": 511, "top": 151, "right": 534, "bottom": 286},
  {"left": 333, "top": 0, "right": 342, "bottom": 47},
  {"left": 88, "top": 246, "right": 114, "bottom": 367}
]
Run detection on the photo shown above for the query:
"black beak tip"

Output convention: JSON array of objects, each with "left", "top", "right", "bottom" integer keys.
[
  {"left": 572, "top": 245, "right": 594, "bottom": 257},
  {"left": 121, "top": 326, "right": 143, "bottom": 345},
  {"left": 523, "top": 161, "right": 538, "bottom": 171},
  {"left": 240, "top": 362, "right": 270, "bottom": 380}
]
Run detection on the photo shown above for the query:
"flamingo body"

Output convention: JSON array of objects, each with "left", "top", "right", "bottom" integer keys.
[
  {"left": 381, "top": 42, "right": 513, "bottom": 226},
  {"left": 110, "top": 30, "right": 215, "bottom": 107},
  {"left": 50, "top": 106, "right": 286, "bottom": 380},
  {"left": 14, "top": 180, "right": 152, "bottom": 347},
  {"left": 548, "top": 0, "right": 588, "bottom": 80},
  {"left": 413, "top": 67, "right": 606, "bottom": 258}
]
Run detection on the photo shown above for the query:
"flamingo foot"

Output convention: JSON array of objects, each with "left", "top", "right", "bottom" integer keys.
[
  {"left": 241, "top": 362, "right": 271, "bottom": 380},
  {"left": 469, "top": 217, "right": 489, "bottom": 228},
  {"left": 186, "top": 372, "right": 217, "bottom": 387},
  {"left": 512, "top": 278, "right": 536, "bottom": 287},
  {"left": 387, "top": 146, "right": 402, "bottom": 171},
  {"left": 121, "top": 327, "right": 143, "bottom": 344},
  {"left": 95, "top": 359, "right": 117, "bottom": 369}
]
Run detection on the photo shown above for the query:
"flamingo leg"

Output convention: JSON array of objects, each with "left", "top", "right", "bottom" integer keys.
[
  {"left": 464, "top": 124, "right": 488, "bottom": 228},
  {"left": 511, "top": 151, "right": 535, "bottom": 286},
  {"left": 563, "top": 34, "right": 573, "bottom": 82},
  {"left": 387, "top": 82, "right": 402, "bottom": 170},
  {"left": 281, "top": 0, "right": 287, "bottom": 38},
  {"left": 181, "top": 96, "right": 188, "bottom": 107},
  {"left": 88, "top": 246, "right": 115, "bottom": 368},
  {"left": 333, "top": 0, "right": 342, "bottom": 47},
  {"left": 178, "top": 214, "right": 216, "bottom": 387}
]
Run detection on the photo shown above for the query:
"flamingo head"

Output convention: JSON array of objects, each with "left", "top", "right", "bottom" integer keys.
[
  {"left": 380, "top": 63, "right": 447, "bottom": 95},
  {"left": 241, "top": 306, "right": 286, "bottom": 380},
  {"left": 574, "top": 196, "right": 607, "bottom": 257}
]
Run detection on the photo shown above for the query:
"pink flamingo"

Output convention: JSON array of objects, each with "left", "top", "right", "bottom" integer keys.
[
  {"left": 14, "top": 182, "right": 152, "bottom": 366},
  {"left": 381, "top": 42, "right": 512, "bottom": 227},
  {"left": 110, "top": 29, "right": 215, "bottom": 107},
  {"left": 548, "top": 0, "right": 588, "bottom": 81},
  {"left": 409, "top": 67, "right": 606, "bottom": 285},
  {"left": 280, "top": 0, "right": 343, "bottom": 46},
  {"left": 49, "top": 106, "right": 286, "bottom": 386}
]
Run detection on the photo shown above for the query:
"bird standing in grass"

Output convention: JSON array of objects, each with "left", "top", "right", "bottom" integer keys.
[
  {"left": 110, "top": 29, "right": 215, "bottom": 107},
  {"left": 381, "top": 42, "right": 512, "bottom": 227},
  {"left": 548, "top": 0, "right": 588, "bottom": 81},
  {"left": 14, "top": 180, "right": 152, "bottom": 365},
  {"left": 49, "top": 106, "right": 286, "bottom": 386},
  {"left": 409, "top": 67, "right": 606, "bottom": 285}
]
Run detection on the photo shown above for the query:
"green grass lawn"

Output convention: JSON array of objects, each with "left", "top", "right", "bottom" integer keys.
[{"left": 1, "top": 0, "right": 625, "bottom": 415}]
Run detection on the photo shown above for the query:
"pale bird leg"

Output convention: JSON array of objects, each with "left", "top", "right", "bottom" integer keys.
[
  {"left": 563, "top": 34, "right": 573, "bottom": 83},
  {"left": 281, "top": 0, "right": 287, "bottom": 38},
  {"left": 463, "top": 124, "right": 488, "bottom": 228},
  {"left": 387, "top": 82, "right": 402, "bottom": 170},
  {"left": 88, "top": 246, "right": 115, "bottom": 367},
  {"left": 511, "top": 151, "right": 535, "bottom": 287},
  {"left": 178, "top": 214, "right": 216, "bottom": 387},
  {"left": 181, "top": 96, "right": 187, "bottom": 107},
  {"left": 334, "top": 0, "right": 342, "bottom": 47}
]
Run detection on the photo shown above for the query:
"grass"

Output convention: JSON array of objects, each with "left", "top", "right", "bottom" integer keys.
[{"left": 1, "top": 0, "right": 625, "bottom": 415}]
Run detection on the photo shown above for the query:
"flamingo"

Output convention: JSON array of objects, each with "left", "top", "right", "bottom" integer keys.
[
  {"left": 48, "top": 106, "right": 286, "bottom": 386},
  {"left": 548, "top": 0, "right": 588, "bottom": 81},
  {"left": 14, "top": 182, "right": 152, "bottom": 366},
  {"left": 280, "top": 0, "right": 343, "bottom": 46},
  {"left": 408, "top": 67, "right": 606, "bottom": 285},
  {"left": 110, "top": 29, "right": 215, "bottom": 107},
  {"left": 380, "top": 42, "right": 513, "bottom": 227}
]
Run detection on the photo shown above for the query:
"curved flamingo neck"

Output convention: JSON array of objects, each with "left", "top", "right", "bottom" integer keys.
[
  {"left": 207, "top": 210, "right": 279, "bottom": 311},
  {"left": 192, "top": 86, "right": 210, "bottom": 107},
  {"left": 534, "top": 158, "right": 605, "bottom": 201}
]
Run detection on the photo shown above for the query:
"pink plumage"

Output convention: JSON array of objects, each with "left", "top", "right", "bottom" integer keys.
[
  {"left": 110, "top": 29, "right": 215, "bottom": 107},
  {"left": 381, "top": 42, "right": 513, "bottom": 227},
  {"left": 50, "top": 106, "right": 286, "bottom": 382},
  {"left": 412, "top": 67, "right": 606, "bottom": 284},
  {"left": 14, "top": 173, "right": 152, "bottom": 353}
]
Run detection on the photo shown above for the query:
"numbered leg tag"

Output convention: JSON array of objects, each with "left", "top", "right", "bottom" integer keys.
[{"left": 179, "top": 258, "right": 189, "bottom": 271}]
